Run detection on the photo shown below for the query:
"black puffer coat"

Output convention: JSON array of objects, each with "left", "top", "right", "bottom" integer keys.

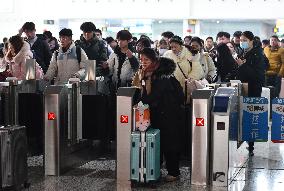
[
  {"left": 237, "top": 42, "right": 265, "bottom": 97},
  {"left": 78, "top": 36, "right": 108, "bottom": 76},
  {"left": 141, "top": 58, "right": 184, "bottom": 152}
]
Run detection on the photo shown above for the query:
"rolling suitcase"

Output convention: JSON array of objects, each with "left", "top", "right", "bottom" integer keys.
[
  {"left": 0, "top": 125, "right": 28, "bottom": 190},
  {"left": 130, "top": 128, "right": 160, "bottom": 183}
]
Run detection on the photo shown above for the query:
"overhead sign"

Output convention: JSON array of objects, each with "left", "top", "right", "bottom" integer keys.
[
  {"left": 271, "top": 98, "right": 284, "bottom": 142},
  {"left": 242, "top": 97, "right": 268, "bottom": 142}
]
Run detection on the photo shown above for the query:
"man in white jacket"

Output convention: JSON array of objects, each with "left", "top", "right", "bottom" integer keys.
[{"left": 44, "top": 28, "right": 88, "bottom": 85}]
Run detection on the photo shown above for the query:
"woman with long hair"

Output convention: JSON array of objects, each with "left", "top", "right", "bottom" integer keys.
[
  {"left": 133, "top": 48, "right": 184, "bottom": 182},
  {"left": 4, "top": 35, "right": 43, "bottom": 79},
  {"left": 215, "top": 43, "right": 238, "bottom": 82}
]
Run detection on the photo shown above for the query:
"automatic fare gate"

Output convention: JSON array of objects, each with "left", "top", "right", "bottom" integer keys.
[
  {"left": 44, "top": 79, "right": 87, "bottom": 176},
  {"left": 211, "top": 87, "right": 248, "bottom": 187},
  {"left": 116, "top": 87, "right": 140, "bottom": 186},
  {"left": 191, "top": 89, "right": 214, "bottom": 185},
  {"left": 44, "top": 85, "right": 68, "bottom": 175},
  {"left": 18, "top": 59, "right": 50, "bottom": 155}
]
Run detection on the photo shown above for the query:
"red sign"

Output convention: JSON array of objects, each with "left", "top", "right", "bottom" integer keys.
[
  {"left": 196, "top": 118, "right": 204, "bottom": 126},
  {"left": 120, "top": 115, "right": 128, "bottom": 123},
  {"left": 48, "top": 112, "right": 56, "bottom": 120}
]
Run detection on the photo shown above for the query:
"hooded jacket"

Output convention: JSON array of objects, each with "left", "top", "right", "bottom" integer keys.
[
  {"left": 140, "top": 58, "right": 184, "bottom": 152},
  {"left": 163, "top": 46, "right": 204, "bottom": 93},
  {"left": 4, "top": 41, "right": 43, "bottom": 80},
  {"left": 45, "top": 42, "right": 88, "bottom": 85}
]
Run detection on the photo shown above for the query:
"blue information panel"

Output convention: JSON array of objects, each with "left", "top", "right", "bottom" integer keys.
[
  {"left": 271, "top": 98, "right": 284, "bottom": 142},
  {"left": 242, "top": 97, "right": 268, "bottom": 142}
]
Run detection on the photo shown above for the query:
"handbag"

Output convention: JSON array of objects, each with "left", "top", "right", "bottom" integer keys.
[{"left": 177, "top": 62, "right": 208, "bottom": 104}]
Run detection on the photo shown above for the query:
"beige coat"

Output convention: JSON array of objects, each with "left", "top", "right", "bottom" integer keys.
[
  {"left": 163, "top": 47, "right": 204, "bottom": 93},
  {"left": 200, "top": 52, "right": 217, "bottom": 82}
]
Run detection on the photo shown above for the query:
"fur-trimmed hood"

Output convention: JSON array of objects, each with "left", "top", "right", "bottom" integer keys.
[{"left": 153, "top": 57, "right": 176, "bottom": 77}]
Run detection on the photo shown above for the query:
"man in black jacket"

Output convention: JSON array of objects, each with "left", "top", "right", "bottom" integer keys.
[
  {"left": 78, "top": 22, "right": 108, "bottom": 76},
  {"left": 20, "top": 22, "right": 52, "bottom": 73}
]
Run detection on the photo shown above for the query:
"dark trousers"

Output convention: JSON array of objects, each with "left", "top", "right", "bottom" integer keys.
[
  {"left": 248, "top": 142, "right": 254, "bottom": 152},
  {"left": 266, "top": 75, "right": 281, "bottom": 97},
  {"left": 164, "top": 151, "right": 180, "bottom": 177}
]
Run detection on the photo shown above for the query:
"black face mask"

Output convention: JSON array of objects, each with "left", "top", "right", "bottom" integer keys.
[{"left": 190, "top": 49, "right": 199, "bottom": 55}]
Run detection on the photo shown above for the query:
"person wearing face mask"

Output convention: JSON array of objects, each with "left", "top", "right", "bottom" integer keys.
[
  {"left": 235, "top": 31, "right": 265, "bottom": 156},
  {"left": 163, "top": 36, "right": 204, "bottom": 96},
  {"left": 158, "top": 39, "right": 168, "bottom": 56},
  {"left": 190, "top": 37, "right": 217, "bottom": 83},
  {"left": 132, "top": 48, "right": 184, "bottom": 182},
  {"left": 236, "top": 31, "right": 265, "bottom": 97}
]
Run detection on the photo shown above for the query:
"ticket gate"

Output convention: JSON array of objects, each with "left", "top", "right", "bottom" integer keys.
[
  {"left": 66, "top": 78, "right": 82, "bottom": 142},
  {"left": 191, "top": 89, "right": 214, "bottom": 185},
  {"left": 81, "top": 60, "right": 106, "bottom": 141},
  {"left": 44, "top": 85, "right": 68, "bottom": 175},
  {"left": 0, "top": 78, "right": 29, "bottom": 190},
  {"left": 0, "top": 77, "right": 19, "bottom": 126},
  {"left": 211, "top": 87, "right": 248, "bottom": 187},
  {"left": 44, "top": 82, "right": 88, "bottom": 176},
  {"left": 18, "top": 59, "right": 50, "bottom": 155},
  {"left": 116, "top": 87, "right": 140, "bottom": 185}
]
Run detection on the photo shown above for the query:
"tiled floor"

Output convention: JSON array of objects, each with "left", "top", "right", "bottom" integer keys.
[{"left": 23, "top": 139, "right": 284, "bottom": 191}]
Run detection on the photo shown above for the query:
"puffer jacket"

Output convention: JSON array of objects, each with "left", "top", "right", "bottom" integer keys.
[
  {"left": 4, "top": 41, "right": 43, "bottom": 80},
  {"left": 163, "top": 46, "right": 204, "bottom": 92},
  {"left": 78, "top": 36, "right": 108, "bottom": 76},
  {"left": 107, "top": 47, "right": 139, "bottom": 88},
  {"left": 264, "top": 46, "right": 284, "bottom": 76},
  {"left": 200, "top": 52, "right": 217, "bottom": 82},
  {"left": 45, "top": 42, "right": 88, "bottom": 85}
]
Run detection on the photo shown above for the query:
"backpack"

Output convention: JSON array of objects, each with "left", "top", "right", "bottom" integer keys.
[{"left": 54, "top": 45, "right": 81, "bottom": 63}]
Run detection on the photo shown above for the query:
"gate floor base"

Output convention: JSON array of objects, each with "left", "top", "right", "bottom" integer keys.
[{"left": 25, "top": 133, "right": 284, "bottom": 191}]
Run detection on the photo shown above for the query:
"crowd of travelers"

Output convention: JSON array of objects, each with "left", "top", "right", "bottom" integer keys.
[{"left": 1, "top": 21, "right": 284, "bottom": 182}]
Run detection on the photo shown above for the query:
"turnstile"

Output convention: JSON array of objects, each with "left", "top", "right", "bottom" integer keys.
[
  {"left": 116, "top": 87, "right": 140, "bottom": 184},
  {"left": 66, "top": 78, "right": 82, "bottom": 142},
  {"left": 191, "top": 89, "right": 214, "bottom": 185},
  {"left": 44, "top": 82, "right": 88, "bottom": 176},
  {"left": 17, "top": 59, "right": 50, "bottom": 155},
  {"left": 81, "top": 60, "right": 115, "bottom": 148},
  {"left": 44, "top": 85, "right": 68, "bottom": 175},
  {"left": 211, "top": 87, "right": 248, "bottom": 187},
  {"left": 0, "top": 77, "right": 19, "bottom": 126}
]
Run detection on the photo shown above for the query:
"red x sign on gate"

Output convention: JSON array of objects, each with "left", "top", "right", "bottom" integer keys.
[
  {"left": 196, "top": 118, "right": 204, "bottom": 126},
  {"left": 48, "top": 112, "right": 56, "bottom": 120},
  {"left": 120, "top": 115, "right": 129, "bottom": 123}
]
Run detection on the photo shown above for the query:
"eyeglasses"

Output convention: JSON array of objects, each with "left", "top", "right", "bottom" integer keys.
[{"left": 59, "top": 36, "right": 70, "bottom": 41}]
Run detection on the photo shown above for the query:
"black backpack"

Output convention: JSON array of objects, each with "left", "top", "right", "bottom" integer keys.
[{"left": 54, "top": 45, "right": 81, "bottom": 63}]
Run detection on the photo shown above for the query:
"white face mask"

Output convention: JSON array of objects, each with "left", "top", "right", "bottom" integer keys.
[{"left": 159, "top": 48, "right": 168, "bottom": 56}]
